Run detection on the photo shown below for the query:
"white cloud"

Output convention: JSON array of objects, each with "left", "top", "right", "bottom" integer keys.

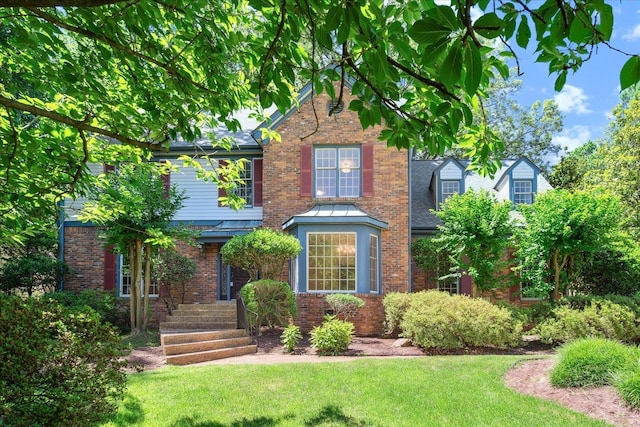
[
  {"left": 622, "top": 23, "right": 640, "bottom": 41},
  {"left": 552, "top": 125, "right": 592, "bottom": 153},
  {"left": 554, "top": 85, "right": 592, "bottom": 115}
]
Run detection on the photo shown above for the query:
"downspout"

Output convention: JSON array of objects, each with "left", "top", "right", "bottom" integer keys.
[
  {"left": 57, "top": 199, "right": 65, "bottom": 291},
  {"left": 407, "top": 149, "right": 413, "bottom": 293}
]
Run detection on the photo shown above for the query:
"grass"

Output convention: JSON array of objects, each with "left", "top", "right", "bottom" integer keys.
[{"left": 103, "top": 356, "right": 608, "bottom": 427}]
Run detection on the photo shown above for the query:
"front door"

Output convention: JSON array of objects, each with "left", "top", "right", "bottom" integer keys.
[{"left": 217, "top": 253, "right": 252, "bottom": 301}]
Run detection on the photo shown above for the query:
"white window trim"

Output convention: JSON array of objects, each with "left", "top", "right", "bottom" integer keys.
[
  {"left": 118, "top": 255, "right": 159, "bottom": 298},
  {"left": 314, "top": 146, "right": 361, "bottom": 198}
]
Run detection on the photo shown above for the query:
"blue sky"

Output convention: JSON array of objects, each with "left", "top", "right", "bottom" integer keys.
[{"left": 511, "top": 2, "right": 640, "bottom": 159}]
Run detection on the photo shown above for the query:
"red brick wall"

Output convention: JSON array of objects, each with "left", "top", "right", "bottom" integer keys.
[
  {"left": 261, "top": 87, "right": 410, "bottom": 335},
  {"left": 295, "top": 293, "right": 385, "bottom": 336},
  {"left": 63, "top": 226, "right": 221, "bottom": 328}
]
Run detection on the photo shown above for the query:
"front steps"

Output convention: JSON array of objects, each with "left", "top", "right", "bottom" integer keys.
[
  {"left": 159, "top": 303, "right": 257, "bottom": 365},
  {"left": 159, "top": 302, "right": 238, "bottom": 331},
  {"left": 161, "top": 329, "right": 257, "bottom": 365}
]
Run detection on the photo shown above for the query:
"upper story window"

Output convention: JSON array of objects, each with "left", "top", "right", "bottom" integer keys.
[
  {"left": 315, "top": 147, "right": 360, "bottom": 198},
  {"left": 441, "top": 180, "right": 460, "bottom": 204},
  {"left": 230, "top": 160, "right": 253, "bottom": 206},
  {"left": 513, "top": 180, "right": 533, "bottom": 205}
]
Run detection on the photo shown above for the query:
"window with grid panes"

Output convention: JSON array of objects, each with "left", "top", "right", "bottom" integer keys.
[
  {"left": 441, "top": 180, "right": 460, "bottom": 204},
  {"left": 230, "top": 160, "right": 253, "bottom": 206},
  {"left": 513, "top": 180, "right": 533, "bottom": 205},
  {"left": 307, "top": 232, "right": 356, "bottom": 292},
  {"left": 315, "top": 147, "right": 360, "bottom": 198},
  {"left": 119, "top": 255, "right": 159, "bottom": 297}
]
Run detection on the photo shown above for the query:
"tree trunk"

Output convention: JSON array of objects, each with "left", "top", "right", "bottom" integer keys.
[
  {"left": 142, "top": 245, "right": 151, "bottom": 332},
  {"left": 135, "top": 239, "right": 144, "bottom": 332},
  {"left": 129, "top": 244, "right": 138, "bottom": 334}
]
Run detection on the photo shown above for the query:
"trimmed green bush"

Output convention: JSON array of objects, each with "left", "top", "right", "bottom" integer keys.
[
  {"left": 382, "top": 292, "right": 413, "bottom": 335},
  {"left": 240, "top": 280, "right": 297, "bottom": 330},
  {"left": 551, "top": 338, "right": 637, "bottom": 387},
  {"left": 399, "top": 290, "right": 522, "bottom": 350},
  {"left": 534, "top": 300, "right": 639, "bottom": 344},
  {"left": 325, "top": 293, "right": 364, "bottom": 320},
  {"left": 280, "top": 324, "right": 302, "bottom": 353},
  {"left": 0, "top": 294, "right": 127, "bottom": 427},
  {"left": 614, "top": 368, "right": 640, "bottom": 409},
  {"left": 310, "top": 315, "right": 355, "bottom": 355}
]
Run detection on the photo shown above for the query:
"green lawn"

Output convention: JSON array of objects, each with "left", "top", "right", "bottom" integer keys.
[{"left": 104, "top": 356, "right": 608, "bottom": 427}]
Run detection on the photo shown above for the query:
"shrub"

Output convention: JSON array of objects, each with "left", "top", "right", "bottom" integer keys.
[
  {"left": 534, "top": 300, "right": 639, "bottom": 344},
  {"left": 325, "top": 294, "right": 364, "bottom": 320},
  {"left": 240, "top": 280, "right": 297, "bottom": 331},
  {"left": 44, "top": 289, "right": 124, "bottom": 329},
  {"left": 550, "top": 338, "right": 637, "bottom": 387},
  {"left": 310, "top": 315, "right": 355, "bottom": 355},
  {"left": 153, "top": 249, "right": 196, "bottom": 314},
  {"left": 614, "top": 368, "right": 640, "bottom": 409},
  {"left": 399, "top": 290, "right": 522, "bottom": 350},
  {"left": 382, "top": 292, "right": 413, "bottom": 335},
  {"left": 0, "top": 294, "right": 127, "bottom": 427},
  {"left": 280, "top": 324, "right": 302, "bottom": 353}
]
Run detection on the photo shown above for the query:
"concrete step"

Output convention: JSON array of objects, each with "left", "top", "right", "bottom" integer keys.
[
  {"left": 164, "top": 315, "right": 236, "bottom": 323},
  {"left": 163, "top": 336, "right": 252, "bottom": 356},
  {"left": 177, "top": 302, "right": 236, "bottom": 312},
  {"left": 159, "top": 321, "right": 237, "bottom": 331},
  {"left": 161, "top": 329, "right": 248, "bottom": 346},
  {"left": 165, "top": 344, "right": 258, "bottom": 365}
]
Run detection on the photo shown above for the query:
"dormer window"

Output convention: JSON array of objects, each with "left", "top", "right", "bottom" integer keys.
[
  {"left": 514, "top": 180, "right": 533, "bottom": 205},
  {"left": 441, "top": 180, "right": 460, "bottom": 204}
]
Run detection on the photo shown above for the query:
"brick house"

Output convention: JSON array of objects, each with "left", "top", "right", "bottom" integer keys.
[{"left": 60, "top": 83, "right": 549, "bottom": 336}]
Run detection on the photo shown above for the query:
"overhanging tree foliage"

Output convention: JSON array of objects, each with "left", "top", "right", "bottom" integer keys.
[
  {"left": 1, "top": 0, "right": 638, "bottom": 243},
  {"left": 80, "top": 161, "right": 190, "bottom": 334}
]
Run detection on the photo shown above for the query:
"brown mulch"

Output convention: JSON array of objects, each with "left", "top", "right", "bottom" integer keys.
[{"left": 124, "top": 330, "right": 640, "bottom": 427}]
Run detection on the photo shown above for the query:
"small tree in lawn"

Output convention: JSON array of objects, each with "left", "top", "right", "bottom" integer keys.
[
  {"left": 434, "top": 189, "right": 514, "bottom": 297},
  {"left": 80, "top": 162, "right": 189, "bottom": 334},
  {"left": 221, "top": 228, "right": 301, "bottom": 281},
  {"left": 516, "top": 189, "right": 622, "bottom": 300}
]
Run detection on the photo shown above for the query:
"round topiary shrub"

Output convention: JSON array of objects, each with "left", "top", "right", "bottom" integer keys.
[
  {"left": 0, "top": 294, "right": 127, "bottom": 427},
  {"left": 399, "top": 290, "right": 522, "bottom": 350},
  {"left": 382, "top": 292, "right": 413, "bottom": 335},
  {"left": 325, "top": 293, "right": 364, "bottom": 320},
  {"left": 550, "top": 338, "right": 638, "bottom": 387},
  {"left": 310, "top": 315, "right": 355, "bottom": 355}
]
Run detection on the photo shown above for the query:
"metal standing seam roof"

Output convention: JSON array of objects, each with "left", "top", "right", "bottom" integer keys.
[
  {"left": 283, "top": 204, "right": 389, "bottom": 230},
  {"left": 197, "top": 220, "right": 263, "bottom": 242}
]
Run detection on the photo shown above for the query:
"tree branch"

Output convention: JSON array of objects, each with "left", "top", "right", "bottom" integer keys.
[
  {"left": 0, "top": 0, "right": 122, "bottom": 6},
  {"left": 0, "top": 94, "right": 166, "bottom": 150},
  {"left": 26, "top": 8, "right": 219, "bottom": 96},
  {"left": 386, "top": 55, "right": 460, "bottom": 101}
]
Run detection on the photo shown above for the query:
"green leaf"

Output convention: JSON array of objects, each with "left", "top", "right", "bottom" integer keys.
[
  {"left": 516, "top": 15, "right": 531, "bottom": 49},
  {"left": 620, "top": 56, "right": 640, "bottom": 91},
  {"left": 554, "top": 70, "right": 567, "bottom": 92},
  {"left": 441, "top": 44, "right": 463, "bottom": 85},
  {"left": 408, "top": 18, "right": 451, "bottom": 45},
  {"left": 596, "top": 3, "right": 613, "bottom": 41},
  {"left": 463, "top": 43, "right": 482, "bottom": 93},
  {"left": 568, "top": 10, "right": 592, "bottom": 43},
  {"left": 473, "top": 13, "right": 504, "bottom": 39},
  {"left": 325, "top": 6, "right": 343, "bottom": 31}
]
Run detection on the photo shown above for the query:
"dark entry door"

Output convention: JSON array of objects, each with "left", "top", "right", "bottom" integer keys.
[{"left": 217, "top": 253, "right": 251, "bottom": 301}]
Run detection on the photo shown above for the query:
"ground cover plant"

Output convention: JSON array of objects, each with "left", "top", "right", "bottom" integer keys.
[{"left": 103, "top": 357, "right": 607, "bottom": 427}]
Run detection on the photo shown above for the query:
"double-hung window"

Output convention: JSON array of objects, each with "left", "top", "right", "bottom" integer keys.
[
  {"left": 230, "top": 160, "right": 253, "bottom": 206},
  {"left": 441, "top": 180, "right": 460, "bottom": 204},
  {"left": 315, "top": 147, "right": 360, "bottom": 198},
  {"left": 119, "top": 255, "right": 159, "bottom": 297},
  {"left": 513, "top": 180, "right": 533, "bottom": 205}
]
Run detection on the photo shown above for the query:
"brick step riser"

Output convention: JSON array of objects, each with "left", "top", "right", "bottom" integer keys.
[
  {"left": 165, "top": 345, "right": 257, "bottom": 365},
  {"left": 177, "top": 303, "right": 236, "bottom": 311},
  {"left": 163, "top": 337, "right": 253, "bottom": 356},
  {"left": 159, "top": 322, "right": 237, "bottom": 331},
  {"left": 165, "top": 315, "right": 237, "bottom": 323},
  {"left": 161, "top": 329, "right": 247, "bottom": 346}
]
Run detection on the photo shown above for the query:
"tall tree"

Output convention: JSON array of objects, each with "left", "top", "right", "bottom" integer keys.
[
  {"left": 516, "top": 189, "right": 621, "bottom": 300},
  {"left": 80, "top": 161, "right": 189, "bottom": 334},
  {"left": 0, "top": 0, "right": 638, "bottom": 242},
  {"left": 434, "top": 189, "right": 514, "bottom": 296}
]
